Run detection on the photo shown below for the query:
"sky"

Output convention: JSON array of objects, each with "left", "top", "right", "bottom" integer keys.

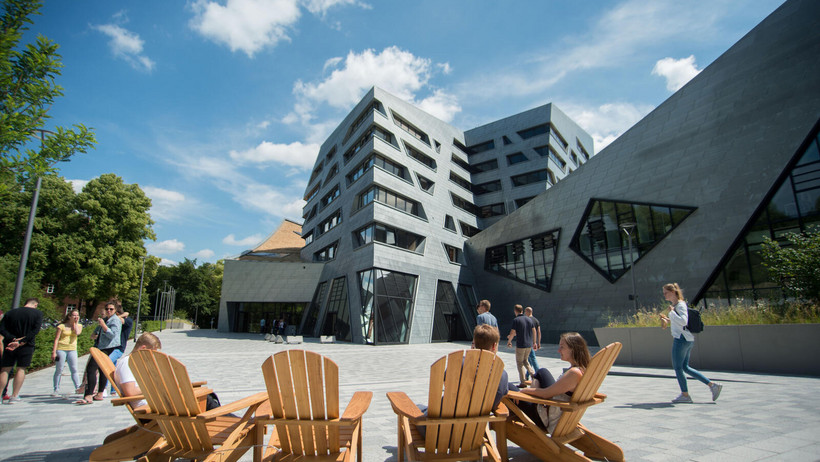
[{"left": 23, "top": 0, "right": 785, "bottom": 266}]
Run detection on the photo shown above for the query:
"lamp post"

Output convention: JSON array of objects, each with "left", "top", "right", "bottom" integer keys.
[
  {"left": 620, "top": 222, "right": 638, "bottom": 311},
  {"left": 134, "top": 255, "right": 147, "bottom": 339}
]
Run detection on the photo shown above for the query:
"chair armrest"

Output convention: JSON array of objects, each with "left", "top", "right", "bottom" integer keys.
[
  {"left": 198, "top": 391, "right": 268, "bottom": 421},
  {"left": 112, "top": 394, "right": 145, "bottom": 406},
  {"left": 386, "top": 392, "right": 424, "bottom": 420},
  {"left": 494, "top": 400, "right": 509, "bottom": 418},
  {"left": 340, "top": 391, "right": 372, "bottom": 422},
  {"left": 192, "top": 380, "right": 207, "bottom": 387},
  {"left": 504, "top": 391, "right": 599, "bottom": 411}
]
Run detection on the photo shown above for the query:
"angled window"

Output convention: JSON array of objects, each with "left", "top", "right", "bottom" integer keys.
[
  {"left": 317, "top": 209, "right": 342, "bottom": 235},
  {"left": 577, "top": 139, "right": 590, "bottom": 161},
  {"left": 502, "top": 135, "right": 513, "bottom": 145},
  {"left": 313, "top": 240, "right": 338, "bottom": 262},
  {"left": 485, "top": 229, "right": 560, "bottom": 291},
  {"left": 434, "top": 140, "right": 441, "bottom": 153},
  {"left": 344, "top": 100, "right": 385, "bottom": 144},
  {"left": 344, "top": 124, "right": 397, "bottom": 164},
  {"left": 451, "top": 154, "right": 471, "bottom": 173},
  {"left": 472, "top": 159, "right": 499, "bottom": 173},
  {"left": 392, "top": 112, "right": 430, "bottom": 145},
  {"left": 304, "top": 183, "right": 321, "bottom": 204},
  {"left": 551, "top": 126, "right": 569, "bottom": 150},
  {"left": 569, "top": 199, "right": 696, "bottom": 282},
  {"left": 405, "top": 143, "right": 436, "bottom": 170},
  {"left": 444, "top": 215, "right": 456, "bottom": 232},
  {"left": 515, "top": 196, "right": 535, "bottom": 208},
  {"left": 302, "top": 204, "right": 317, "bottom": 222},
  {"left": 299, "top": 281, "right": 328, "bottom": 335},
  {"left": 308, "top": 161, "right": 324, "bottom": 185},
  {"left": 358, "top": 268, "right": 417, "bottom": 344},
  {"left": 699, "top": 125, "right": 820, "bottom": 305},
  {"left": 416, "top": 173, "right": 435, "bottom": 194},
  {"left": 352, "top": 222, "right": 425, "bottom": 253},
  {"left": 324, "top": 145, "right": 337, "bottom": 161},
  {"left": 355, "top": 185, "right": 424, "bottom": 219},
  {"left": 534, "top": 145, "right": 567, "bottom": 172},
  {"left": 507, "top": 152, "right": 528, "bottom": 165},
  {"left": 321, "top": 277, "right": 351, "bottom": 342},
  {"left": 480, "top": 202, "right": 505, "bottom": 218},
  {"left": 570, "top": 151, "right": 579, "bottom": 167},
  {"left": 452, "top": 138, "right": 470, "bottom": 156},
  {"left": 467, "top": 139, "right": 495, "bottom": 155},
  {"left": 511, "top": 169, "right": 551, "bottom": 187},
  {"left": 319, "top": 184, "right": 340, "bottom": 210},
  {"left": 432, "top": 280, "right": 472, "bottom": 342},
  {"left": 324, "top": 163, "right": 339, "bottom": 186},
  {"left": 303, "top": 230, "right": 314, "bottom": 246},
  {"left": 473, "top": 179, "right": 502, "bottom": 196},
  {"left": 450, "top": 192, "right": 480, "bottom": 216},
  {"left": 459, "top": 221, "right": 481, "bottom": 237},
  {"left": 444, "top": 244, "right": 463, "bottom": 264},
  {"left": 517, "top": 123, "right": 548, "bottom": 140},
  {"left": 449, "top": 171, "right": 472, "bottom": 192}
]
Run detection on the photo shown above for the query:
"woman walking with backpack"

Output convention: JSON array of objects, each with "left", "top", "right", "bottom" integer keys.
[{"left": 659, "top": 283, "right": 723, "bottom": 403}]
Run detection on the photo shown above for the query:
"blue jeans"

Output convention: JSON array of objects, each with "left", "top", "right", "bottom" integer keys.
[
  {"left": 672, "top": 335, "right": 710, "bottom": 392},
  {"left": 525, "top": 349, "right": 540, "bottom": 380},
  {"left": 53, "top": 350, "right": 81, "bottom": 392}
]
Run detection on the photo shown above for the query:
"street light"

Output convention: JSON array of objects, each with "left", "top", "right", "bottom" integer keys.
[
  {"left": 620, "top": 222, "right": 639, "bottom": 311},
  {"left": 134, "top": 255, "right": 147, "bottom": 339}
]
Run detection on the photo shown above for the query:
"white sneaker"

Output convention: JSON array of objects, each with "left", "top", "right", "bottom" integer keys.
[
  {"left": 51, "top": 392, "right": 63, "bottom": 397},
  {"left": 6, "top": 396, "right": 22, "bottom": 404},
  {"left": 672, "top": 394, "right": 693, "bottom": 403},
  {"left": 710, "top": 383, "right": 723, "bottom": 401},
  {"left": 102, "top": 389, "right": 109, "bottom": 398}
]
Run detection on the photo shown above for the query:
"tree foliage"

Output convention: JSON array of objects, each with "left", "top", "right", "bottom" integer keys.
[
  {"left": 760, "top": 227, "right": 820, "bottom": 303},
  {"left": 0, "top": 0, "right": 96, "bottom": 191},
  {"left": 145, "top": 258, "right": 224, "bottom": 327}
]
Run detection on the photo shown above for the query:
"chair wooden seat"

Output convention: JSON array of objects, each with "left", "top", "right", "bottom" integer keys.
[
  {"left": 499, "top": 342, "right": 624, "bottom": 461},
  {"left": 254, "top": 349, "right": 372, "bottom": 462},
  {"left": 387, "top": 349, "right": 508, "bottom": 462},
  {"left": 128, "top": 349, "right": 269, "bottom": 462}
]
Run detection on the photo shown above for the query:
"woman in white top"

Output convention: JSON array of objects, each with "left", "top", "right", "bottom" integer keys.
[{"left": 659, "top": 283, "right": 723, "bottom": 403}]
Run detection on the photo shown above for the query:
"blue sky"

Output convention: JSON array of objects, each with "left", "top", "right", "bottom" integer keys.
[{"left": 26, "top": 0, "right": 784, "bottom": 266}]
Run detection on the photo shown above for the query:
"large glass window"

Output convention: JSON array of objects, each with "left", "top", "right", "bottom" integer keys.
[
  {"left": 355, "top": 185, "right": 423, "bottom": 218},
  {"left": 298, "top": 281, "right": 328, "bottom": 336},
  {"left": 534, "top": 145, "right": 566, "bottom": 172},
  {"left": 699, "top": 128, "right": 820, "bottom": 305},
  {"left": 451, "top": 154, "right": 471, "bottom": 172},
  {"left": 480, "top": 202, "right": 505, "bottom": 218},
  {"left": 512, "top": 169, "right": 551, "bottom": 187},
  {"left": 313, "top": 241, "right": 338, "bottom": 262},
  {"left": 449, "top": 171, "right": 472, "bottom": 192},
  {"left": 344, "top": 124, "right": 397, "bottom": 164},
  {"left": 569, "top": 199, "right": 696, "bottom": 282},
  {"left": 507, "top": 152, "right": 528, "bottom": 165},
  {"left": 353, "top": 222, "right": 425, "bottom": 253},
  {"left": 486, "top": 229, "right": 560, "bottom": 291},
  {"left": 393, "top": 112, "right": 430, "bottom": 145},
  {"left": 344, "top": 100, "right": 385, "bottom": 144},
  {"left": 346, "top": 152, "right": 411, "bottom": 186},
  {"left": 517, "top": 124, "right": 548, "bottom": 140},
  {"left": 319, "top": 184, "right": 340, "bottom": 209},
  {"left": 451, "top": 192, "right": 480, "bottom": 216},
  {"left": 473, "top": 179, "right": 502, "bottom": 195},
  {"left": 321, "top": 277, "right": 351, "bottom": 342},
  {"left": 431, "top": 280, "right": 471, "bottom": 342},
  {"left": 358, "top": 268, "right": 417, "bottom": 344},
  {"left": 317, "top": 209, "right": 342, "bottom": 235},
  {"left": 405, "top": 143, "right": 436, "bottom": 170}
]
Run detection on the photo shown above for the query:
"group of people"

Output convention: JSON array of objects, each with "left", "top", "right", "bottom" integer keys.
[
  {"left": 472, "top": 282, "right": 723, "bottom": 429},
  {"left": 260, "top": 317, "right": 288, "bottom": 336}
]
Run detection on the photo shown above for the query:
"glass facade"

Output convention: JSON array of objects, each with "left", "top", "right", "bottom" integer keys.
[
  {"left": 700, "top": 128, "right": 820, "bottom": 305},
  {"left": 569, "top": 199, "right": 696, "bottom": 282},
  {"left": 300, "top": 281, "right": 328, "bottom": 335},
  {"left": 358, "top": 268, "right": 417, "bottom": 344},
  {"left": 486, "top": 229, "right": 560, "bottom": 291},
  {"left": 353, "top": 222, "right": 426, "bottom": 253},
  {"left": 321, "top": 277, "right": 352, "bottom": 341},
  {"left": 431, "top": 280, "right": 472, "bottom": 342}
]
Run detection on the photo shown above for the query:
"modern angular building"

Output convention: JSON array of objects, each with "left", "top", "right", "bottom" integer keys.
[{"left": 219, "top": 0, "right": 819, "bottom": 345}]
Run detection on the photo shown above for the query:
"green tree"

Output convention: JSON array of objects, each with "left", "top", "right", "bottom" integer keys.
[
  {"left": 145, "top": 258, "right": 223, "bottom": 327},
  {"left": 760, "top": 227, "right": 820, "bottom": 303},
  {"left": 0, "top": 0, "right": 96, "bottom": 192}
]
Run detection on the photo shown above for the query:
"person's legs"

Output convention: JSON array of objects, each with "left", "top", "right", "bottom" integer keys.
[
  {"left": 10, "top": 367, "right": 26, "bottom": 397},
  {"left": 54, "top": 350, "right": 68, "bottom": 392},
  {"left": 671, "top": 336, "right": 689, "bottom": 393},
  {"left": 525, "top": 349, "right": 540, "bottom": 380},
  {"left": 0, "top": 367, "right": 11, "bottom": 399},
  {"left": 84, "top": 356, "right": 100, "bottom": 400},
  {"left": 532, "top": 368, "right": 556, "bottom": 389},
  {"left": 515, "top": 347, "right": 532, "bottom": 383},
  {"left": 681, "top": 347, "right": 711, "bottom": 385},
  {"left": 66, "top": 350, "right": 81, "bottom": 390}
]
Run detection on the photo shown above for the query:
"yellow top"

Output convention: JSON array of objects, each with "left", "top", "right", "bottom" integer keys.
[{"left": 56, "top": 323, "right": 81, "bottom": 351}]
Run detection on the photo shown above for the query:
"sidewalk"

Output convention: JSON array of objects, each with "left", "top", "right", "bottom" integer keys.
[{"left": 1, "top": 329, "right": 819, "bottom": 461}]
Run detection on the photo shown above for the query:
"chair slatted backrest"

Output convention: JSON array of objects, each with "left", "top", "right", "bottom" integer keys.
[
  {"left": 261, "top": 350, "right": 341, "bottom": 457},
  {"left": 129, "top": 349, "right": 213, "bottom": 453},
  {"left": 90, "top": 347, "right": 136, "bottom": 416},
  {"left": 553, "top": 342, "right": 622, "bottom": 437},
  {"left": 425, "top": 349, "right": 504, "bottom": 457}
]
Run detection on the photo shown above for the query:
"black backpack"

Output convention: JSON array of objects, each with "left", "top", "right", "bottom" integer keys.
[{"left": 685, "top": 308, "right": 704, "bottom": 333}]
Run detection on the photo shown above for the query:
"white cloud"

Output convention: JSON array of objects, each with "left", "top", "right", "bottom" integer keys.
[
  {"left": 142, "top": 186, "right": 187, "bottom": 222},
  {"left": 229, "top": 141, "right": 319, "bottom": 169},
  {"left": 159, "top": 258, "right": 177, "bottom": 267},
  {"left": 286, "top": 47, "right": 459, "bottom": 138},
  {"left": 147, "top": 239, "right": 186, "bottom": 255},
  {"left": 93, "top": 23, "right": 155, "bottom": 72},
  {"left": 192, "top": 249, "right": 216, "bottom": 259},
  {"left": 562, "top": 102, "right": 655, "bottom": 151},
  {"left": 652, "top": 55, "right": 701, "bottom": 92},
  {"left": 223, "top": 233, "right": 264, "bottom": 247},
  {"left": 303, "top": 0, "right": 369, "bottom": 16},
  {"left": 68, "top": 179, "right": 88, "bottom": 194}
]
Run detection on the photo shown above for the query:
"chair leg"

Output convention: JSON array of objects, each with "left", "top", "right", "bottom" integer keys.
[
  {"left": 570, "top": 425, "right": 624, "bottom": 462},
  {"left": 91, "top": 427, "right": 161, "bottom": 462},
  {"left": 396, "top": 415, "right": 405, "bottom": 462}
]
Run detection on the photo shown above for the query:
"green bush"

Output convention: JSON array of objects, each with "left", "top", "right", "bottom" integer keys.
[{"left": 607, "top": 300, "right": 820, "bottom": 328}]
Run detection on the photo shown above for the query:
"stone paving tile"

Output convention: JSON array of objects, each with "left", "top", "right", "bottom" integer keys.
[{"left": 1, "top": 329, "right": 819, "bottom": 461}]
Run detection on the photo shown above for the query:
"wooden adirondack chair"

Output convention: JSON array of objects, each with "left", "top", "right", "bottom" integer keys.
[
  {"left": 499, "top": 342, "right": 624, "bottom": 462},
  {"left": 386, "top": 349, "right": 508, "bottom": 462},
  {"left": 128, "top": 349, "right": 268, "bottom": 462},
  {"left": 88, "top": 347, "right": 163, "bottom": 461},
  {"left": 254, "top": 349, "right": 372, "bottom": 462}
]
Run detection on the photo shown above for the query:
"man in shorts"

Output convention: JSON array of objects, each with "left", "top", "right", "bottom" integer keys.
[{"left": 0, "top": 298, "right": 43, "bottom": 404}]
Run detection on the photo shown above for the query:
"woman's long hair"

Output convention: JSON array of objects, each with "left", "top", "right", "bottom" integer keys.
[
  {"left": 61, "top": 309, "right": 79, "bottom": 325},
  {"left": 561, "top": 332, "right": 591, "bottom": 369},
  {"left": 663, "top": 283, "right": 684, "bottom": 301}
]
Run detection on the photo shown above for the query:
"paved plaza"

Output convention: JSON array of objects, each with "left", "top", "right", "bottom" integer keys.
[{"left": 1, "top": 329, "right": 819, "bottom": 461}]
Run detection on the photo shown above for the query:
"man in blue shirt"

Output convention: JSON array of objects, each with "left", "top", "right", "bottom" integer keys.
[
  {"left": 506, "top": 304, "right": 536, "bottom": 386},
  {"left": 475, "top": 299, "right": 498, "bottom": 329}
]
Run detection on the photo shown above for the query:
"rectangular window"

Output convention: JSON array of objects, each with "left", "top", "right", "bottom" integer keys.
[
  {"left": 534, "top": 145, "right": 566, "bottom": 172},
  {"left": 473, "top": 179, "right": 502, "bottom": 195},
  {"left": 467, "top": 139, "right": 495, "bottom": 155},
  {"left": 353, "top": 222, "right": 425, "bottom": 253},
  {"left": 314, "top": 241, "right": 338, "bottom": 262},
  {"left": 356, "top": 185, "right": 422, "bottom": 218},
  {"left": 480, "top": 202, "right": 505, "bottom": 218},
  {"left": 517, "top": 124, "right": 548, "bottom": 140},
  {"left": 304, "top": 183, "right": 321, "bottom": 203},
  {"left": 319, "top": 184, "right": 340, "bottom": 209},
  {"left": 317, "top": 209, "right": 342, "bottom": 235},
  {"left": 303, "top": 231, "right": 314, "bottom": 246},
  {"left": 515, "top": 196, "right": 535, "bottom": 208},
  {"left": 511, "top": 169, "right": 549, "bottom": 187},
  {"left": 472, "top": 159, "right": 498, "bottom": 173},
  {"left": 344, "top": 124, "right": 397, "bottom": 164},
  {"left": 507, "top": 152, "right": 528, "bottom": 165}
]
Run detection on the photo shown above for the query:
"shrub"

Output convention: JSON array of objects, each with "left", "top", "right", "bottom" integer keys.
[{"left": 607, "top": 300, "right": 820, "bottom": 328}]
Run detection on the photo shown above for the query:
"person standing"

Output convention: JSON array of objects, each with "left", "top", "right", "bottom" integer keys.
[
  {"left": 524, "top": 306, "right": 541, "bottom": 382},
  {"left": 659, "top": 283, "right": 723, "bottom": 403},
  {"left": 51, "top": 309, "right": 83, "bottom": 397},
  {"left": 475, "top": 299, "right": 498, "bottom": 329},
  {"left": 108, "top": 308, "right": 133, "bottom": 367},
  {"left": 506, "top": 304, "right": 536, "bottom": 386},
  {"left": 259, "top": 318, "right": 266, "bottom": 335},
  {"left": 0, "top": 298, "right": 43, "bottom": 404},
  {"left": 77, "top": 301, "right": 121, "bottom": 404}
]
